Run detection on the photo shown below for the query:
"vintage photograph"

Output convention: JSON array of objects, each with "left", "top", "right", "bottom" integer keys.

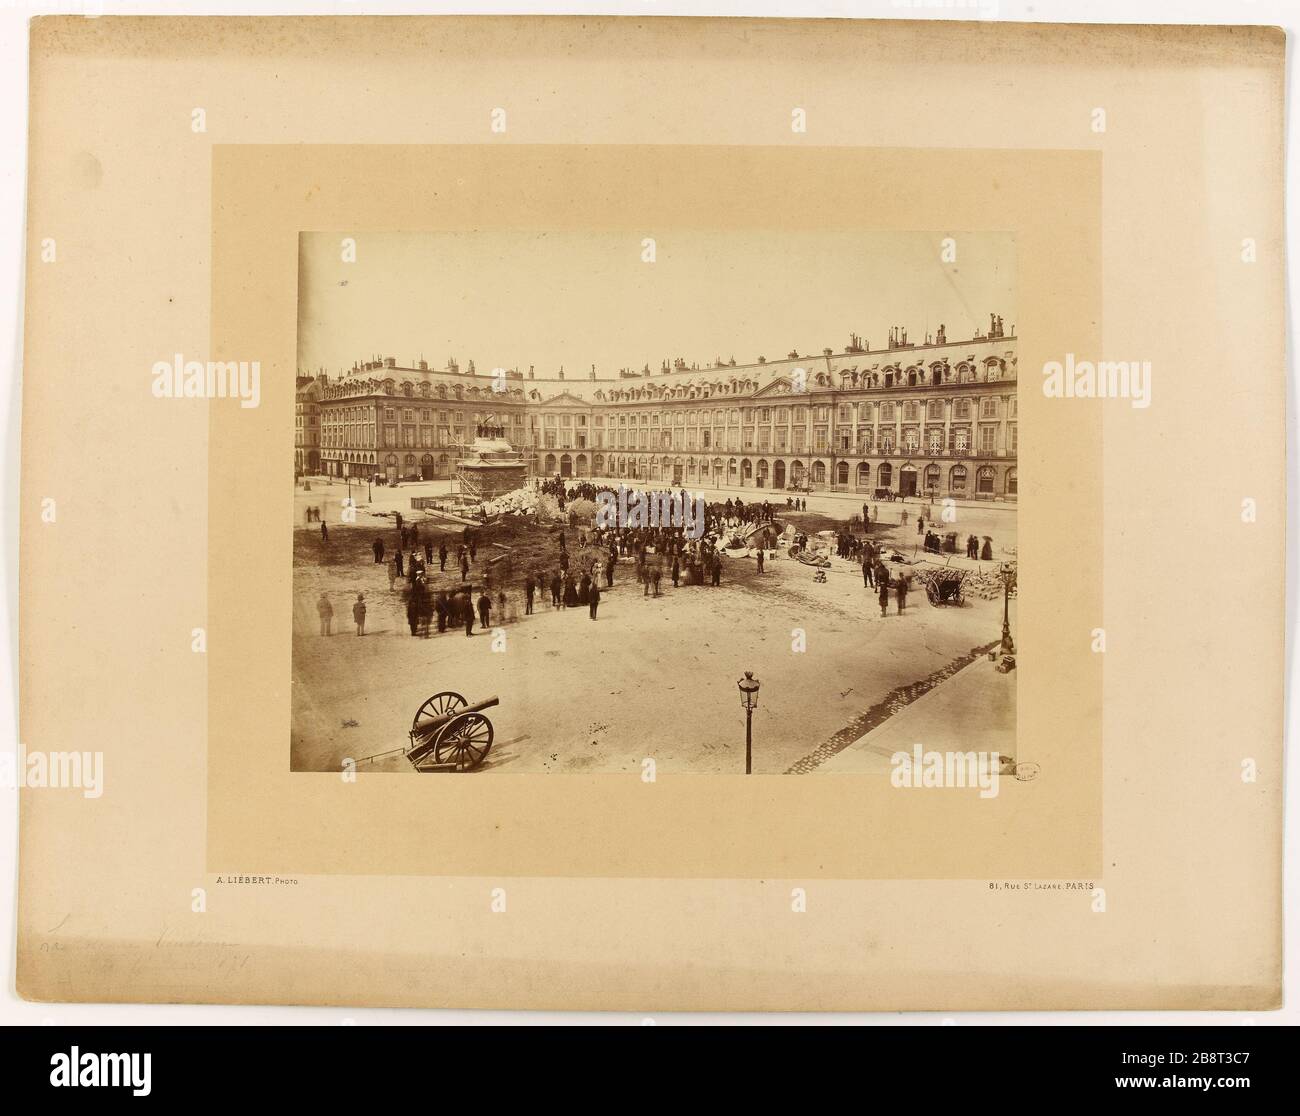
[{"left": 291, "top": 230, "right": 1018, "bottom": 775}]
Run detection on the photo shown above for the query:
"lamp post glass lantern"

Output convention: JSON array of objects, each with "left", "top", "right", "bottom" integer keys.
[{"left": 737, "top": 671, "right": 760, "bottom": 774}]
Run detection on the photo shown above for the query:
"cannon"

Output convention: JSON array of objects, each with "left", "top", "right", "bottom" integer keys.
[{"left": 406, "top": 691, "right": 498, "bottom": 772}]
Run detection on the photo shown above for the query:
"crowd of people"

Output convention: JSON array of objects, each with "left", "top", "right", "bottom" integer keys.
[{"left": 309, "top": 475, "right": 1001, "bottom": 638}]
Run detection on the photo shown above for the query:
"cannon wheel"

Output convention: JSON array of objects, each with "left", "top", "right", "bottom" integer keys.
[
  {"left": 410, "top": 691, "right": 467, "bottom": 743},
  {"left": 434, "top": 712, "right": 494, "bottom": 771}
]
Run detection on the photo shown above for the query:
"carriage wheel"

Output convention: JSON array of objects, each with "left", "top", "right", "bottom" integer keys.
[
  {"left": 411, "top": 690, "right": 467, "bottom": 735},
  {"left": 434, "top": 712, "right": 494, "bottom": 771}
]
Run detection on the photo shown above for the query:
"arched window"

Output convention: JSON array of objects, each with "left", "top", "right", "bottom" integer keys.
[
  {"left": 836, "top": 461, "right": 849, "bottom": 485},
  {"left": 878, "top": 462, "right": 893, "bottom": 489},
  {"left": 977, "top": 466, "right": 996, "bottom": 495},
  {"left": 950, "top": 465, "right": 967, "bottom": 493},
  {"left": 1006, "top": 468, "right": 1018, "bottom": 496}
]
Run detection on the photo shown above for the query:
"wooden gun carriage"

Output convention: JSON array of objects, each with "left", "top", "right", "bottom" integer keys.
[{"left": 406, "top": 691, "right": 497, "bottom": 771}]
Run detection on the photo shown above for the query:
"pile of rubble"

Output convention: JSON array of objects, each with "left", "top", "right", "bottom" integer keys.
[
  {"left": 963, "top": 565, "right": 1018, "bottom": 602},
  {"left": 482, "top": 486, "right": 541, "bottom": 517}
]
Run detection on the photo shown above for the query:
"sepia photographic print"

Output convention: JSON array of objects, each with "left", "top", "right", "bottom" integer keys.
[{"left": 291, "top": 230, "right": 1018, "bottom": 779}]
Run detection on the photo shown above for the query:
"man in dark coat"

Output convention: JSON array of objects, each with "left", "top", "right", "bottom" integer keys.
[
  {"left": 406, "top": 586, "right": 422, "bottom": 636},
  {"left": 895, "top": 573, "right": 909, "bottom": 614},
  {"left": 373, "top": 537, "right": 385, "bottom": 563},
  {"left": 435, "top": 591, "right": 448, "bottom": 633},
  {"left": 476, "top": 590, "right": 491, "bottom": 632},
  {"left": 524, "top": 575, "right": 535, "bottom": 615},
  {"left": 439, "top": 542, "right": 448, "bottom": 571},
  {"left": 588, "top": 579, "right": 601, "bottom": 620},
  {"left": 878, "top": 574, "right": 891, "bottom": 618},
  {"left": 710, "top": 553, "right": 722, "bottom": 587},
  {"left": 550, "top": 572, "right": 562, "bottom": 608}
]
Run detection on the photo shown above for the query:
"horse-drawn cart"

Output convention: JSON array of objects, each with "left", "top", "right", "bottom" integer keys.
[{"left": 917, "top": 567, "right": 968, "bottom": 606}]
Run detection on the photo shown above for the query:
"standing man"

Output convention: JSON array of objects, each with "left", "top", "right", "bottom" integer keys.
[
  {"left": 524, "top": 574, "right": 536, "bottom": 616},
  {"left": 895, "top": 572, "right": 909, "bottom": 615},
  {"left": 459, "top": 548, "right": 470, "bottom": 582},
  {"left": 464, "top": 591, "right": 475, "bottom": 637},
  {"left": 878, "top": 574, "right": 890, "bottom": 618},
  {"left": 372, "top": 537, "right": 385, "bottom": 564},
  {"left": 395, "top": 550, "right": 405, "bottom": 580},
  {"left": 862, "top": 548, "right": 873, "bottom": 588},
  {"left": 352, "top": 592, "right": 367, "bottom": 635},
  {"left": 589, "top": 578, "right": 601, "bottom": 621},
  {"left": 756, "top": 548, "right": 765, "bottom": 574},
  {"left": 320, "top": 520, "right": 329, "bottom": 543},
  {"left": 439, "top": 541, "right": 448, "bottom": 571},
  {"left": 710, "top": 552, "right": 722, "bottom": 587},
  {"left": 317, "top": 593, "right": 333, "bottom": 636},
  {"left": 550, "top": 570, "right": 562, "bottom": 609},
  {"left": 605, "top": 554, "right": 615, "bottom": 588}
]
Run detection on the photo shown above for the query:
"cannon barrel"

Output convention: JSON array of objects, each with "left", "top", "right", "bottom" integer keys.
[{"left": 409, "top": 695, "right": 500, "bottom": 746}]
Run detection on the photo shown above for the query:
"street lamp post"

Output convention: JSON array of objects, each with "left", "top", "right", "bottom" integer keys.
[
  {"left": 737, "top": 671, "right": 760, "bottom": 774},
  {"left": 998, "top": 562, "right": 1017, "bottom": 656}
]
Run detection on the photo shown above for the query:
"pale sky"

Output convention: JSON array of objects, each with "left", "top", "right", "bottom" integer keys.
[{"left": 298, "top": 231, "right": 1015, "bottom": 378}]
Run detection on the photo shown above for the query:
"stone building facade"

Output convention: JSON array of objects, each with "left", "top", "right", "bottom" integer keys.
[{"left": 304, "top": 320, "right": 1017, "bottom": 500}]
